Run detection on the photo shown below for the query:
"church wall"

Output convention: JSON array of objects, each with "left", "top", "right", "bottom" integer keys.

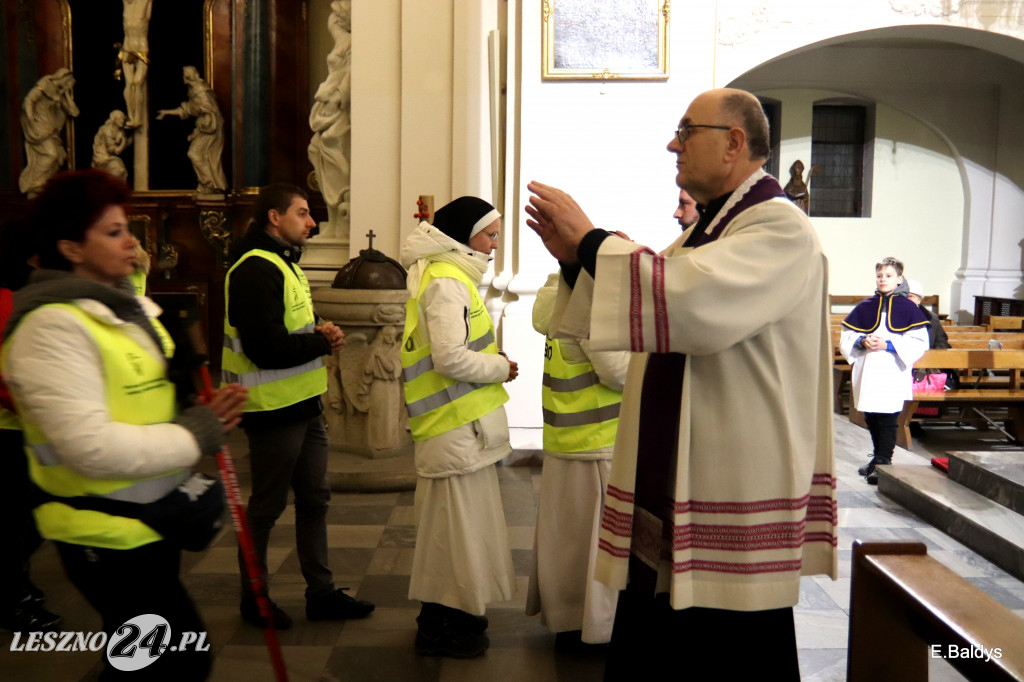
[
  {"left": 350, "top": 0, "right": 403, "bottom": 259},
  {"left": 735, "top": 45, "right": 1024, "bottom": 320},
  {"left": 757, "top": 88, "right": 964, "bottom": 315},
  {"left": 499, "top": 0, "right": 722, "bottom": 448}
]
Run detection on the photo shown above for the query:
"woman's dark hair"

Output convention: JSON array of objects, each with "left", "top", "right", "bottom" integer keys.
[{"left": 28, "top": 169, "right": 132, "bottom": 271}]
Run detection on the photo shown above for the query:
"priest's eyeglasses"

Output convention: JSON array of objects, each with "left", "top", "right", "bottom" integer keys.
[{"left": 675, "top": 123, "right": 733, "bottom": 145}]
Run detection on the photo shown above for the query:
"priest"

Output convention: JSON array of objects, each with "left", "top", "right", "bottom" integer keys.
[{"left": 526, "top": 88, "right": 837, "bottom": 680}]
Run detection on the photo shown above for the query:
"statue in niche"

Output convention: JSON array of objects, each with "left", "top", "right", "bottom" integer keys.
[
  {"left": 91, "top": 111, "right": 131, "bottom": 180},
  {"left": 157, "top": 66, "right": 227, "bottom": 196},
  {"left": 359, "top": 325, "right": 402, "bottom": 450},
  {"left": 116, "top": 0, "right": 153, "bottom": 129},
  {"left": 18, "top": 68, "right": 79, "bottom": 197},
  {"left": 783, "top": 159, "right": 810, "bottom": 215},
  {"left": 307, "top": 0, "right": 352, "bottom": 240}
]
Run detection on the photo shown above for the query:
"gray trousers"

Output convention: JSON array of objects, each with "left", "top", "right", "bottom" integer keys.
[{"left": 239, "top": 414, "right": 334, "bottom": 600}]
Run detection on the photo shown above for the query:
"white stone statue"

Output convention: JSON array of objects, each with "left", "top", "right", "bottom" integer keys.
[
  {"left": 307, "top": 0, "right": 351, "bottom": 239},
  {"left": 91, "top": 111, "right": 131, "bottom": 180},
  {"left": 359, "top": 325, "right": 402, "bottom": 450},
  {"left": 117, "top": 0, "right": 152, "bottom": 129},
  {"left": 157, "top": 66, "right": 227, "bottom": 196},
  {"left": 18, "top": 68, "right": 79, "bottom": 197}
]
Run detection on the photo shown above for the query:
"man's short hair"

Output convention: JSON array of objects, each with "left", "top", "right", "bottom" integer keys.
[
  {"left": 875, "top": 256, "right": 904, "bottom": 275},
  {"left": 253, "top": 183, "right": 308, "bottom": 230},
  {"left": 721, "top": 92, "right": 770, "bottom": 161}
]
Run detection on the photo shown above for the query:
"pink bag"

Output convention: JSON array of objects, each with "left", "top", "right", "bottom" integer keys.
[
  {"left": 913, "top": 372, "right": 947, "bottom": 416},
  {"left": 913, "top": 372, "right": 947, "bottom": 394}
]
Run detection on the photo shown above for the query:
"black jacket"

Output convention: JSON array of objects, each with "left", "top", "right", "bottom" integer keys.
[{"left": 227, "top": 224, "right": 330, "bottom": 428}]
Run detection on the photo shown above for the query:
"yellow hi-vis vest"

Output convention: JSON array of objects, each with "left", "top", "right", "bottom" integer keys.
[
  {"left": 542, "top": 337, "right": 623, "bottom": 454},
  {"left": 2, "top": 303, "right": 183, "bottom": 549},
  {"left": 0, "top": 405, "right": 19, "bottom": 431},
  {"left": 401, "top": 262, "right": 508, "bottom": 441},
  {"left": 222, "top": 249, "right": 327, "bottom": 412}
]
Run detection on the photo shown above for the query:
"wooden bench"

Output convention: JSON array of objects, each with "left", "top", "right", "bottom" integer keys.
[
  {"left": 846, "top": 350, "right": 1024, "bottom": 445},
  {"left": 990, "top": 316, "right": 1024, "bottom": 331},
  {"left": 848, "top": 540, "right": 1024, "bottom": 682},
  {"left": 948, "top": 339, "right": 1024, "bottom": 350},
  {"left": 896, "top": 349, "right": 1024, "bottom": 448}
]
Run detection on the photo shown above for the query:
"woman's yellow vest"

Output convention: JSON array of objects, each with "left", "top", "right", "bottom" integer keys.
[
  {"left": 0, "top": 406, "right": 19, "bottom": 430},
  {"left": 2, "top": 303, "right": 183, "bottom": 549},
  {"left": 401, "top": 262, "right": 508, "bottom": 441},
  {"left": 222, "top": 250, "right": 327, "bottom": 411},
  {"left": 542, "top": 337, "right": 622, "bottom": 454}
]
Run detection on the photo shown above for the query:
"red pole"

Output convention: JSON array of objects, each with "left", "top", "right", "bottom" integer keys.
[{"left": 201, "top": 367, "right": 289, "bottom": 682}]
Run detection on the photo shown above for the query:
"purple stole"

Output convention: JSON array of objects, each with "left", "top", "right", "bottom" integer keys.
[{"left": 627, "top": 175, "right": 786, "bottom": 595}]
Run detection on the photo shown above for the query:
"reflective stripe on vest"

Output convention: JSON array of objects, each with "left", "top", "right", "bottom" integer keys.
[
  {"left": 1, "top": 303, "right": 183, "bottom": 549},
  {"left": 401, "top": 262, "right": 508, "bottom": 441},
  {"left": 541, "top": 337, "right": 623, "bottom": 454},
  {"left": 222, "top": 250, "right": 327, "bottom": 411}
]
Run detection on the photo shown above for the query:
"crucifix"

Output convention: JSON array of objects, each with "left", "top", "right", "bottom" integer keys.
[{"left": 366, "top": 229, "right": 376, "bottom": 250}]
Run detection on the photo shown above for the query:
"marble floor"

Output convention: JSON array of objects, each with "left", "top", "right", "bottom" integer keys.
[{"left": 1, "top": 416, "right": 1021, "bottom": 682}]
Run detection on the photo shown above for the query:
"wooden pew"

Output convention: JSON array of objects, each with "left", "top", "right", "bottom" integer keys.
[
  {"left": 893, "top": 349, "right": 1024, "bottom": 449},
  {"left": 944, "top": 332, "right": 1024, "bottom": 342},
  {"left": 948, "top": 339, "right": 1024, "bottom": 350},
  {"left": 848, "top": 540, "right": 1024, "bottom": 682},
  {"left": 990, "top": 316, "right": 1024, "bottom": 331}
]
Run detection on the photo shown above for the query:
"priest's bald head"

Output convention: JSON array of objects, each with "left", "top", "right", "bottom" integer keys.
[{"left": 668, "top": 88, "right": 770, "bottom": 205}]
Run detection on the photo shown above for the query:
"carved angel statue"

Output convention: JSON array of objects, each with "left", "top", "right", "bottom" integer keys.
[
  {"left": 91, "top": 111, "right": 131, "bottom": 180},
  {"left": 19, "top": 68, "right": 80, "bottom": 197},
  {"left": 307, "top": 0, "right": 352, "bottom": 239},
  {"left": 157, "top": 66, "right": 227, "bottom": 195}
]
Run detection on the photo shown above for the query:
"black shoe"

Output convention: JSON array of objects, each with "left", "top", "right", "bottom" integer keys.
[
  {"left": 866, "top": 458, "right": 891, "bottom": 485},
  {"left": 458, "top": 611, "right": 488, "bottom": 634},
  {"left": 421, "top": 603, "right": 487, "bottom": 633},
  {"left": 858, "top": 458, "right": 878, "bottom": 477},
  {"left": 25, "top": 582, "right": 46, "bottom": 605},
  {"left": 0, "top": 602, "right": 62, "bottom": 633},
  {"left": 415, "top": 615, "right": 489, "bottom": 658},
  {"left": 240, "top": 597, "right": 293, "bottom": 630},
  {"left": 306, "top": 588, "right": 375, "bottom": 621}
]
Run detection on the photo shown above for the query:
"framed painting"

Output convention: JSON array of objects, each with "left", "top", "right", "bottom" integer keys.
[{"left": 542, "top": 0, "right": 669, "bottom": 80}]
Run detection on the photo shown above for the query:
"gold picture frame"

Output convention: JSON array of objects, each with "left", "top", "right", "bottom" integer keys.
[{"left": 542, "top": 0, "right": 669, "bottom": 80}]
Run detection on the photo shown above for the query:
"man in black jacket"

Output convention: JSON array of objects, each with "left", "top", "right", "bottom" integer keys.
[{"left": 224, "top": 183, "right": 373, "bottom": 629}]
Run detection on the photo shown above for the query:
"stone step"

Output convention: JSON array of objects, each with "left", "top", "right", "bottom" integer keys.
[
  {"left": 947, "top": 451, "right": 1024, "bottom": 516},
  {"left": 877, "top": 464, "right": 1024, "bottom": 582}
]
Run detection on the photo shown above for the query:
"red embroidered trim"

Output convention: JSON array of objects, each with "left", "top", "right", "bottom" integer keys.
[
  {"left": 672, "top": 521, "right": 808, "bottom": 551},
  {"left": 600, "top": 507, "right": 633, "bottom": 537},
  {"left": 673, "top": 559, "right": 803, "bottom": 575},
  {"left": 804, "top": 531, "right": 838, "bottom": 546},
  {"left": 598, "top": 538, "right": 630, "bottom": 558},
  {"left": 807, "top": 496, "right": 838, "bottom": 524},
  {"left": 629, "top": 251, "right": 644, "bottom": 352},
  {"left": 673, "top": 494, "right": 811, "bottom": 514},
  {"left": 652, "top": 254, "right": 669, "bottom": 352},
  {"left": 812, "top": 473, "right": 837, "bottom": 488},
  {"left": 606, "top": 484, "right": 635, "bottom": 504}
]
